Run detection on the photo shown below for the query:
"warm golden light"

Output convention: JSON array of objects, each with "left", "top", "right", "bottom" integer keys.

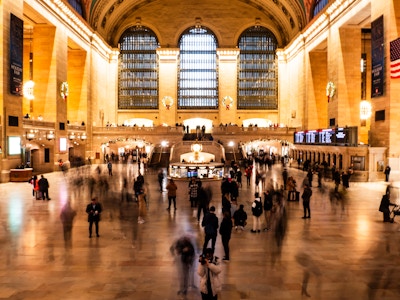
[{"left": 360, "top": 100, "right": 372, "bottom": 120}]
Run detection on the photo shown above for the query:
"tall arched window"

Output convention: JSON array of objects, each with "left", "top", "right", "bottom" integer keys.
[
  {"left": 178, "top": 27, "right": 218, "bottom": 109},
  {"left": 67, "top": 0, "right": 84, "bottom": 18},
  {"left": 312, "top": 0, "right": 329, "bottom": 18},
  {"left": 118, "top": 26, "right": 159, "bottom": 109},
  {"left": 237, "top": 26, "right": 278, "bottom": 110}
]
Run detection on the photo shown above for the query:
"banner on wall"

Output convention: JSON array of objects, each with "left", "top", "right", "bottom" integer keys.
[
  {"left": 10, "top": 14, "right": 24, "bottom": 96},
  {"left": 371, "top": 15, "right": 384, "bottom": 98}
]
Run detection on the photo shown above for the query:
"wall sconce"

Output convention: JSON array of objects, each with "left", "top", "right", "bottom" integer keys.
[
  {"left": 26, "top": 131, "right": 36, "bottom": 141},
  {"left": 360, "top": 100, "right": 372, "bottom": 120},
  {"left": 80, "top": 132, "right": 87, "bottom": 141},
  {"left": 46, "top": 131, "right": 55, "bottom": 141},
  {"left": 68, "top": 132, "right": 76, "bottom": 140}
]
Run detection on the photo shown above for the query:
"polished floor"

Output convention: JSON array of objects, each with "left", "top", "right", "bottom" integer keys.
[{"left": 0, "top": 163, "right": 400, "bottom": 300}]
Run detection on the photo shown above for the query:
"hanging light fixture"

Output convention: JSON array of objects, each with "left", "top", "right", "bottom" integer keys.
[{"left": 23, "top": 27, "right": 35, "bottom": 101}]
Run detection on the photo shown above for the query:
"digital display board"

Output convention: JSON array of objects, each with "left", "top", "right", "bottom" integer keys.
[{"left": 294, "top": 127, "right": 357, "bottom": 146}]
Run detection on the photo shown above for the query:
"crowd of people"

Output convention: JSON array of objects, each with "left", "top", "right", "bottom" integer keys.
[{"left": 24, "top": 151, "right": 396, "bottom": 299}]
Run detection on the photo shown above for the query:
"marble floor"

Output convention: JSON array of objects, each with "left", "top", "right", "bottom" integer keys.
[{"left": 0, "top": 163, "right": 400, "bottom": 300}]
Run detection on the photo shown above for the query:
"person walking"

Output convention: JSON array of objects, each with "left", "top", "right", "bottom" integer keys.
[
  {"left": 251, "top": 192, "right": 263, "bottom": 232},
  {"left": 384, "top": 165, "right": 391, "bottom": 182},
  {"left": 38, "top": 174, "right": 51, "bottom": 200},
  {"left": 197, "top": 247, "right": 222, "bottom": 300},
  {"left": 379, "top": 192, "right": 397, "bottom": 222},
  {"left": 86, "top": 197, "right": 102, "bottom": 237},
  {"left": 107, "top": 160, "right": 113, "bottom": 176},
  {"left": 263, "top": 189, "right": 273, "bottom": 231},
  {"left": 197, "top": 186, "right": 210, "bottom": 222},
  {"left": 157, "top": 169, "right": 164, "bottom": 192},
  {"left": 166, "top": 178, "right": 178, "bottom": 210},
  {"left": 301, "top": 184, "right": 312, "bottom": 219},
  {"left": 201, "top": 206, "right": 219, "bottom": 253},
  {"left": 60, "top": 201, "right": 77, "bottom": 246},
  {"left": 219, "top": 211, "right": 232, "bottom": 261},
  {"left": 171, "top": 235, "right": 196, "bottom": 296}
]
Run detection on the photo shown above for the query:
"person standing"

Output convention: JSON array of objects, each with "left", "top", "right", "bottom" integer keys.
[
  {"left": 301, "top": 184, "right": 312, "bottom": 219},
  {"left": 60, "top": 201, "right": 77, "bottom": 246},
  {"left": 189, "top": 177, "right": 200, "bottom": 208},
  {"left": 107, "top": 160, "right": 113, "bottom": 176},
  {"left": 86, "top": 197, "right": 102, "bottom": 237},
  {"left": 384, "top": 165, "right": 391, "bottom": 182},
  {"left": 197, "top": 248, "right": 222, "bottom": 300},
  {"left": 38, "top": 174, "right": 51, "bottom": 200},
  {"left": 251, "top": 192, "right": 263, "bottom": 232},
  {"left": 201, "top": 206, "right": 219, "bottom": 253},
  {"left": 219, "top": 211, "right": 232, "bottom": 261},
  {"left": 166, "top": 178, "right": 178, "bottom": 210},
  {"left": 157, "top": 169, "right": 164, "bottom": 192}
]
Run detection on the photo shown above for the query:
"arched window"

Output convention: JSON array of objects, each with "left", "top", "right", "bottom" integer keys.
[
  {"left": 237, "top": 26, "right": 278, "bottom": 110},
  {"left": 312, "top": 0, "right": 329, "bottom": 18},
  {"left": 67, "top": 0, "right": 84, "bottom": 18},
  {"left": 118, "top": 26, "right": 159, "bottom": 109},
  {"left": 178, "top": 27, "right": 218, "bottom": 109}
]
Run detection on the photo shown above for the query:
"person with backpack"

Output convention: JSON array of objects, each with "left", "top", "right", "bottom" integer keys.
[{"left": 251, "top": 192, "right": 263, "bottom": 232}]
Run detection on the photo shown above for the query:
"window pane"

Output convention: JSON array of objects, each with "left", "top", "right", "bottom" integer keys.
[
  {"left": 178, "top": 27, "right": 218, "bottom": 109},
  {"left": 237, "top": 27, "right": 278, "bottom": 110},
  {"left": 118, "top": 27, "right": 159, "bottom": 109}
]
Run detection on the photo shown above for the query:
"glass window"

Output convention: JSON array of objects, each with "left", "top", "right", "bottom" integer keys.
[
  {"left": 312, "top": 0, "right": 329, "bottom": 18},
  {"left": 237, "top": 26, "right": 278, "bottom": 110},
  {"left": 178, "top": 27, "right": 218, "bottom": 109},
  {"left": 118, "top": 26, "right": 159, "bottom": 109},
  {"left": 67, "top": 0, "right": 84, "bottom": 17}
]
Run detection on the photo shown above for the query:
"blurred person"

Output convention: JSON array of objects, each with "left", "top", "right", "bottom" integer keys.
[
  {"left": 38, "top": 175, "right": 51, "bottom": 200},
  {"left": 60, "top": 201, "right": 77, "bottom": 247},
  {"left": 251, "top": 192, "right": 263, "bottom": 232},
  {"left": 263, "top": 189, "right": 273, "bottom": 231},
  {"left": 85, "top": 197, "right": 102, "bottom": 238},
  {"left": 301, "top": 184, "right": 312, "bottom": 219},
  {"left": 197, "top": 247, "right": 222, "bottom": 300},
  {"left": 282, "top": 168, "right": 288, "bottom": 189},
  {"left": 272, "top": 199, "right": 288, "bottom": 266},
  {"left": 233, "top": 204, "right": 247, "bottom": 231},
  {"left": 219, "top": 211, "right": 233, "bottom": 261},
  {"left": 166, "top": 178, "right": 178, "bottom": 211},
  {"left": 137, "top": 192, "right": 147, "bottom": 224},
  {"left": 295, "top": 251, "right": 322, "bottom": 298},
  {"left": 170, "top": 235, "right": 196, "bottom": 296},
  {"left": 29, "top": 175, "right": 39, "bottom": 199},
  {"left": 107, "top": 160, "right": 113, "bottom": 176},
  {"left": 379, "top": 192, "right": 397, "bottom": 222},
  {"left": 157, "top": 169, "right": 164, "bottom": 192},
  {"left": 197, "top": 186, "right": 211, "bottom": 222},
  {"left": 221, "top": 192, "right": 231, "bottom": 217},
  {"left": 201, "top": 206, "right": 219, "bottom": 253}
]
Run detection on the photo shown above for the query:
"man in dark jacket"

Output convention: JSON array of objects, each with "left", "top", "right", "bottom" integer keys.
[
  {"left": 201, "top": 206, "right": 219, "bottom": 253},
  {"left": 38, "top": 174, "right": 51, "bottom": 200},
  {"left": 233, "top": 204, "right": 247, "bottom": 231},
  {"left": 86, "top": 197, "right": 103, "bottom": 238}
]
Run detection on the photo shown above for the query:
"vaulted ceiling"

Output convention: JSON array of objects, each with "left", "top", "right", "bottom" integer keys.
[{"left": 84, "top": 0, "right": 308, "bottom": 48}]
